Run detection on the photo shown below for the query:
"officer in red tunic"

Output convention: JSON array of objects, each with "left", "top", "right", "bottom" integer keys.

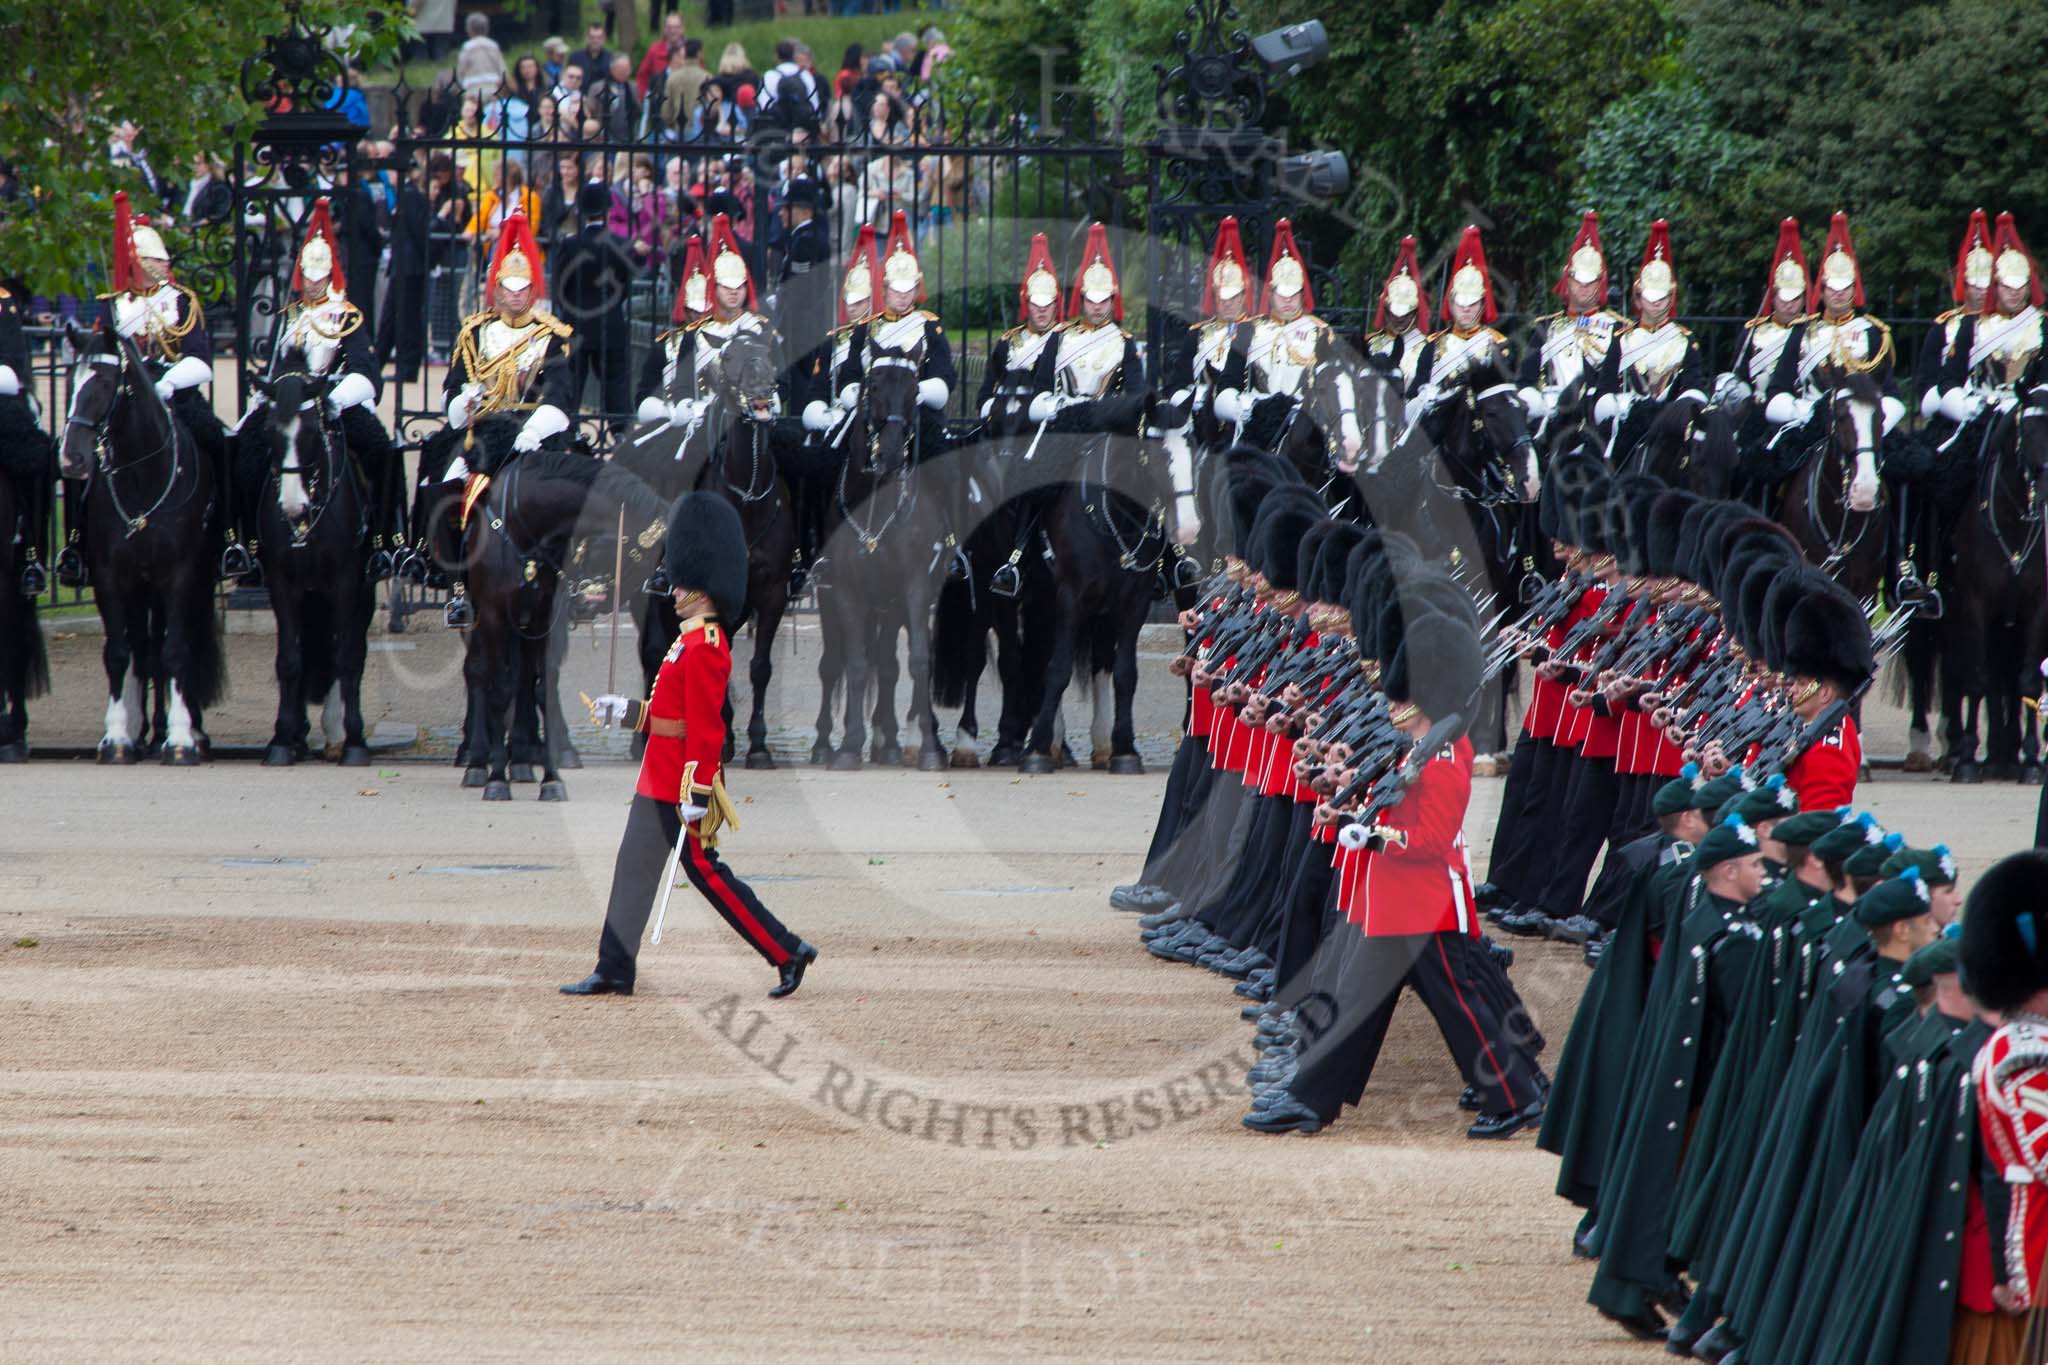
[
  {"left": 1961, "top": 850, "right": 2048, "bottom": 1358},
  {"left": 563, "top": 492, "right": 818, "bottom": 999},
  {"left": 1770, "top": 577, "right": 1870, "bottom": 812}
]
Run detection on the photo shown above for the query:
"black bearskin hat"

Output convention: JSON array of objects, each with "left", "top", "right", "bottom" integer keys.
[
  {"left": 1383, "top": 607, "right": 1483, "bottom": 726},
  {"left": 1959, "top": 850, "right": 2048, "bottom": 1011},
  {"left": 1761, "top": 563, "right": 1828, "bottom": 674},
  {"left": 1312, "top": 523, "right": 1368, "bottom": 603},
  {"left": 1576, "top": 474, "right": 1623, "bottom": 557},
  {"left": 663, "top": 492, "right": 749, "bottom": 627},
  {"left": 578, "top": 181, "right": 614, "bottom": 218},
  {"left": 1250, "top": 488, "right": 1327, "bottom": 589},
  {"left": 1614, "top": 473, "right": 1665, "bottom": 577},
  {"left": 1541, "top": 453, "right": 1604, "bottom": 547},
  {"left": 1674, "top": 498, "right": 1734, "bottom": 587},
  {"left": 1294, "top": 519, "right": 1339, "bottom": 603},
  {"left": 1782, "top": 581, "right": 1874, "bottom": 693},
  {"left": 1728, "top": 550, "right": 1796, "bottom": 660},
  {"left": 1646, "top": 490, "right": 1700, "bottom": 579},
  {"left": 1225, "top": 447, "right": 1303, "bottom": 555}
]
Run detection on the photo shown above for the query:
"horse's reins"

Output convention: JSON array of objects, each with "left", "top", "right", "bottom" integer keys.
[
  {"left": 72, "top": 346, "right": 188, "bottom": 537},
  {"left": 838, "top": 349, "right": 920, "bottom": 557}
]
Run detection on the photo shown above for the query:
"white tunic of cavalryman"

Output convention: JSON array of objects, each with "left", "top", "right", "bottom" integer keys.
[
  {"left": 1614, "top": 321, "right": 1696, "bottom": 400},
  {"left": 1056, "top": 318, "right": 1129, "bottom": 398},
  {"left": 1530, "top": 310, "right": 1625, "bottom": 392},
  {"left": 277, "top": 293, "right": 361, "bottom": 378},
  {"left": 113, "top": 282, "right": 202, "bottom": 360},
  {"left": 1366, "top": 326, "right": 1426, "bottom": 390}
]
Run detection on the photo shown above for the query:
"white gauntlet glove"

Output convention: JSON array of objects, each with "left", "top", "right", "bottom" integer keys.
[
  {"left": 1764, "top": 392, "right": 1801, "bottom": 426},
  {"left": 1879, "top": 395, "right": 1905, "bottom": 435},
  {"left": 0, "top": 364, "right": 21, "bottom": 397},
  {"left": 585, "top": 693, "right": 633, "bottom": 727},
  {"left": 1027, "top": 392, "right": 1059, "bottom": 424},
  {"left": 636, "top": 395, "right": 670, "bottom": 425},
  {"left": 447, "top": 383, "right": 482, "bottom": 430},
  {"left": 837, "top": 383, "right": 861, "bottom": 410},
  {"left": 327, "top": 371, "right": 375, "bottom": 413},
  {"left": 1938, "top": 387, "right": 1983, "bottom": 425},
  {"left": 916, "top": 377, "right": 949, "bottom": 410},
  {"left": 1212, "top": 388, "right": 1243, "bottom": 423},
  {"left": 513, "top": 403, "right": 570, "bottom": 453}
]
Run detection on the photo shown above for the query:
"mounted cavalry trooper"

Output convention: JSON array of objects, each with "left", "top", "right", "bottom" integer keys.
[
  {"left": 1712, "top": 217, "right": 1812, "bottom": 506},
  {"left": 65, "top": 191, "right": 237, "bottom": 587},
  {"left": 1238, "top": 218, "right": 1362, "bottom": 474},
  {"left": 247, "top": 198, "right": 406, "bottom": 582},
  {"left": 0, "top": 270, "right": 54, "bottom": 597},
  {"left": 818, "top": 210, "right": 962, "bottom": 575},
  {"left": 432, "top": 212, "right": 575, "bottom": 627},
  {"left": 1892, "top": 209, "right": 2000, "bottom": 609},
  {"left": 1920, "top": 213, "right": 2043, "bottom": 606},
  {"left": 1590, "top": 220, "right": 1708, "bottom": 461},
  {"left": 1517, "top": 211, "right": 1625, "bottom": 433},
  {"left": 1363, "top": 234, "right": 1431, "bottom": 393},
  {"left": 632, "top": 214, "right": 781, "bottom": 497},
  {"left": 974, "top": 231, "right": 1064, "bottom": 597},
  {"left": 791, "top": 223, "right": 885, "bottom": 589},
  {"left": 1410, "top": 225, "right": 1511, "bottom": 423},
  {"left": 1760, "top": 212, "right": 1904, "bottom": 540},
  {"left": 1176, "top": 216, "right": 1256, "bottom": 451}
]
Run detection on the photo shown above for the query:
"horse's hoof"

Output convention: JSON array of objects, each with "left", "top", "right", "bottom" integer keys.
[
  {"left": 1019, "top": 752, "right": 1056, "bottom": 775},
  {"left": 872, "top": 742, "right": 904, "bottom": 767},
  {"left": 829, "top": 750, "right": 863, "bottom": 772},
  {"left": 745, "top": 750, "right": 777, "bottom": 770},
  {"left": 508, "top": 763, "right": 536, "bottom": 783},
  {"left": 538, "top": 780, "right": 569, "bottom": 802},
  {"left": 2021, "top": 764, "right": 2044, "bottom": 787},
  {"left": 483, "top": 780, "right": 513, "bottom": 802},
  {"left": 1108, "top": 753, "right": 1145, "bottom": 776},
  {"left": 1055, "top": 743, "right": 1078, "bottom": 769},
  {"left": 986, "top": 742, "right": 1024, "bottom": 768},
  {"left": 322, "top": 740, "right": 345, "bottom": 762},
  {"left": 949, "top": 746, "right": 981, "bottom": 769},
  {"left": 161, "top": 745, "right": 204, "bottom": 767},
  {"left": 263, "top": 744, "right": 297, "bottom": 767},
  {"left": 339, "top": 745, "right": 372, "bottom": 767},
  {"left": 558, "top": 747, "right": 583, "bottom": 770},
  {"left": 97, "top": 741, "right": 137, "bottom": 766},
  {"left": 462, "top": 766, "right": 489, "bottom": 789},
  {"left": 0, "top": 742, "right": 26, "bottom": 764},
  {"left": 918, "top": 748, "right": 948, "bottom": 773},
  {"left": 1991, "top": 761, "right": 2022, "bottom": 783},
  {"left": 809, "top": 742, "right": 833, "bottom": 766},
  {"left": 1952, "top": 761, "right": 1983, "bottom": 785},
  {"left": 1901, "top": 750, "right": 1935, "bottom": 774},
  {"left": 1091, "top": 747, "right": 1111, "bottom": 771},
  {"left": 452, "top": 747, "right": 478, "bottom": 768}
]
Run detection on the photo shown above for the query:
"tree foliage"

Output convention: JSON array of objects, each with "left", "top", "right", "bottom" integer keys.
[{"left": 0, "top": 0, "right": 408, "bottom": 296}]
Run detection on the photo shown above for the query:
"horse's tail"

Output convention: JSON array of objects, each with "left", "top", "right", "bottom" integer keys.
[
  {"left": 1074, "top": 613, "right": 1114, "bottom": 685},
  {"left": 3, "top": 596, "right": 49, "bottom": 701},
  {"left": 928, "top": 575, "right": 983, "bottom": 710},
  {"left": 182, "top": 577, "right": 228, "bottom": 712}
]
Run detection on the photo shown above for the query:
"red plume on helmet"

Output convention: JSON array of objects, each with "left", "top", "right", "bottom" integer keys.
[
  {"left": 1807, "top": 211, "right": 1863, "bottom": 313},
  {"left": 1068, "top": 221, "right": 1122, "bottom": 321},
  {"left": 1017, "top": 231, "right": 1062, "bottom": 324},
  {"left": 485, "top": 212, "right": 546, "bottom": 303},
  {"left": 882, "top": 208, "right": 924, "bottom": 305},
  {"left": 293, "top": 197, "right": 346, "bottom": 296},
  {"left": 839, "top": 222, "right": 883, "bottom": 325},
  {"left": 1952, "top": 208, "right": 1992, "bottom": 304},
  {"left": 112, "top": 190, "right": 138, "bottom": 296},
  {"left": 1374, "top": 234, "right": 1431, "bottom": 333},
  {"left": 670, "top": 233, "right": 708, "bottom": 323},
  {"left": 1634, "top": 218, "right": 1676, "bottom": 316},
  {"left": 1553, "top": 210, "right": 1606, "bottom": 302},
  {"left": 1757, "top": 217, "right": 1807, "bottom": 319},
  {"left": 1987, "top": 211, "right": 2044, "bottom": 312},
  {"left": 1201, "top": 215, "right": 1249, "bottom": 319},
  {"left": 706, "top": 212, "right": 757, "bottom": 311},
  {"left": 1258, "top": 218, "right": 1313, "bottom": 314},
  {"left": 1445, "top": 224, "right": 1497, "bottom": 324}
]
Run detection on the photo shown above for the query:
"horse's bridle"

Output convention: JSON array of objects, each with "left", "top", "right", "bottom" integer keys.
[
  {"left": 268, "top": 383, "right": 352, "bottom": 546},
  {"left": 69, "top": 344, "right": 185, "bottom": 535}
]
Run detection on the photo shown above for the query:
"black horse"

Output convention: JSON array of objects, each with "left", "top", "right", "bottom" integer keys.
[
  {"left": 615, "top": 330, "right": 797, "bottom": 766},
  {"left": 0, "top": 469, "right": 48, "bottom": 761},
  {"left": 1774, "top": 369, "right": 1890, "bottom": 603},
  {"left": 1938, "top": 386, "right": 2048, "bottom": 784},
  {"left": 454, "top": 450, "right": 670, "bottom": 800},
  {"left": 60, "top": 325, "right": 225, "bottom": 764},
  {"left": 1017, "top": 389, "right": 1187, "bottom": 775},
  {"left": 813, "top": 338, "right": 950, "bottom": 770},
  {"left": 243, "top": 373, "right": 377, "bottom": 766}
]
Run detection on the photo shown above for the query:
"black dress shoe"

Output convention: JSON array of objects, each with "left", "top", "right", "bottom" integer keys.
[
  {"left": 1548, "top": 914, "right": 1601, "bottom": 944},
  {"left": 1691, "top": 1324, "right": 1737, "bottom": 1361},
  {"left": 1467, "top": 1097, "right": 1544, "bottom": 1139},
  {"left": 1241, "top": 1096, "right": 1323, "bottom": 1134},
  {"left": 1663, "top": 1328, "right": 1699, "bottom": 1356},
  {"left": 769, "top": 941, "right": 818, "bottom": 999},
  {"left": 1474, "top": 880, "right": 1503, "bottom": 907},
  {"left": 1457, "top": 1085, "right": 1483, "bottom": 1112},
  {"left": 1598, "top": 1306, "right": 1668, "bottom": 1342},
  {"left": 1572, "top": 1224, "right": 1599, "bottom": 1259},
  {"left": 1499, "top": 907, "right": 1555, "bottom": 938},
  {"left": 560, "top": 972, "right": 633, "bottom": 996}
]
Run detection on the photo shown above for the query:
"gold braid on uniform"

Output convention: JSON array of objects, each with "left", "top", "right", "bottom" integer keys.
[
  {"left": 1830, "top": 316, "right": 1893, "bottom": 376},
  {"left": 292, "top": 296, "right": 364, "bottom": 341},
  {"left": 96, "top": 282, "right": 204, "bottom": 360},
  {"left": 452, "top": 310, "right": 571, "bottom": 420}
]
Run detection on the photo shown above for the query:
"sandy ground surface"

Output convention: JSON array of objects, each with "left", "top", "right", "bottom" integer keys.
[{"left": 5, "top": 622, "right": 2045, "bottom": 1360}]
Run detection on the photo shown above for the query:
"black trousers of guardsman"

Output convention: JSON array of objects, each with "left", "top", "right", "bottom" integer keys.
[{"left": 596, "top": 794, "right": 802, "bottom": 988}]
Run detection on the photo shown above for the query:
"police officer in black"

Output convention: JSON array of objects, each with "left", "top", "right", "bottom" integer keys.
[
  {"left": 0, "top": 275, "right": 54, "bottom": 596},
  {"left": 769, "top": 176, "right": 834, "bottom": 412},
  {"left": 550, "top": 182, "right": 640, "bottom": 436}
]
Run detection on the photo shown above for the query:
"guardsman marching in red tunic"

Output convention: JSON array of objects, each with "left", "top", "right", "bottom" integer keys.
[{"left": 563, "top": 492, "right": 818, "bottom": 999}]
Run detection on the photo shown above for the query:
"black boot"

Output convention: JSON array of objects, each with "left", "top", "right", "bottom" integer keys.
[
  {"left": 990, "top": 546, "right": 1024, "bottom": 598},
  {"left": 445, "top": 581, "right": 473, "bottom": 629},
  {"left": 768, "top": 941, "right": 818, "bottom": 999},
  {"left": 55, "top": 540, "right": 86, "bottom": 589}
]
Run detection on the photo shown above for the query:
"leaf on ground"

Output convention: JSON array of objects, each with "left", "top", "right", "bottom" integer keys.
[{"left": 13, "top": 938, "right": 38, "bottom": 948}]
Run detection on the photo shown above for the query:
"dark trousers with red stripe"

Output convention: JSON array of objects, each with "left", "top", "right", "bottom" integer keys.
[
  {"left": 596, "top": 795, "right": 801, "bottom": 987},
  {"left": 1291, "top": 930, "right": 1544, "bottom": 1122}
]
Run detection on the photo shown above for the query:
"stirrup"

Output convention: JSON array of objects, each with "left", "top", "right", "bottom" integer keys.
[
  {"left": 990, "top": 560, "right": 1022, "bottom": 599},
  {"left": 444, "top": 586, "right": 473, "bottom": 629},
  {"left": 20, "top": 559, "right": 48, "bottom": 598},
  {"left": 54, "top": 545, "right": 86, "bottom": 589},
  {"left": 1170, "top": 549, "right": 1204, "bottom": 592},
  {"left": 804, "top": 556, "right": 830, "bottom": 593},
  {"left": 220, "top": 542, "right": 254, "bottom": 580},
  {"left": 364, "top": 548, "right": 395, "bottom": 584},
  {"left": 946, "top": 545, "right": 971, "bottom": 582},
  {"left": 394, "top": 545, "right": 428, "bottom": 584}
]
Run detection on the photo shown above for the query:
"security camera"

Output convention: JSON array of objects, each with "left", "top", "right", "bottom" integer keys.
[
  {"left": 1252, "top": 21, "right": 1328, "bottom": 79},
  {"left": 1279, "top": 150, "right": 1349, "bottom": 201}
]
